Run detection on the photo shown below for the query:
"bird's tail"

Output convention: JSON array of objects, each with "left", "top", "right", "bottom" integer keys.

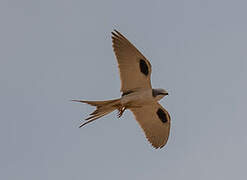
[{"left": 72, "top": 98, "right": 121, "bottom": 127}]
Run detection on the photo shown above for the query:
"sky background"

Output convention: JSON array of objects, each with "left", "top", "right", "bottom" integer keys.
[{"left": 1, "top": 0, "right": 247, "bottom": 179}]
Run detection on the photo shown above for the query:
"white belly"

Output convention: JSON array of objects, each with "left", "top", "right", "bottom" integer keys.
[{"left": 120, "top": 89, "right": 154, "bottom": 107}]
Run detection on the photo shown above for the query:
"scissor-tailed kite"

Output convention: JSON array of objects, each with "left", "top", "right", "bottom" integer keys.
[{"left": 73, "top": 30, "right": 171, "bottom": 148}]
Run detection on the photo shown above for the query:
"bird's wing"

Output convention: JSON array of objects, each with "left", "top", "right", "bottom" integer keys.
[
  {"left": 111, "top": 30, "right": 152, "bottom": 93},
  {"left": 130, "top": 103, "right": 171, "bottom": 149}
]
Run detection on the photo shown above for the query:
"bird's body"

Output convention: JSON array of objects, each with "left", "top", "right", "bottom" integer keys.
[
  {"left": 73, "top": 30, "right": 171, "bottom": 149},
  {"left": 121, "top": 88, "right": 153, "bottom": 106}
]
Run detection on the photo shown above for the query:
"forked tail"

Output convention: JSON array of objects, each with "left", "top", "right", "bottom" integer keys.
[{"left": 72, "top": 98, "right": 121, "bottom": 127}]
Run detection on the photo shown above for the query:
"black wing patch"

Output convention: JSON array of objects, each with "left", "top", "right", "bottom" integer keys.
[
  {"left": 122, "top": 90, "right": 134, "bottom": 97},
  {"left": 139, "top": 59, "right": 149, "bottom": 76},
  {"left": 156, "top": 108, "right": 168, "bottom": 123}
]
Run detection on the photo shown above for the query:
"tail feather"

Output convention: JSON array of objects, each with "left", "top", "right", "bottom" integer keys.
[
  {"left": 72, "top": 98, "right": 121, "bottom": 127},
  {"left": 79, "top": 111, "right": 111, "bottom": 128},
  {"left": 71, "top": 99, "right": 120, "bottom": 108}
]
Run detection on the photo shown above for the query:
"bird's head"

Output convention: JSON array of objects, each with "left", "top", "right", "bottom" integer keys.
[{"left": 152, "top": 88, "right": 168, "bottom": 101}]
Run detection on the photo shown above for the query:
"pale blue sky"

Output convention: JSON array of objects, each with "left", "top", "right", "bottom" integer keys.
[{"left": 1, "top": 0, "right": 247, "bottom": 179}]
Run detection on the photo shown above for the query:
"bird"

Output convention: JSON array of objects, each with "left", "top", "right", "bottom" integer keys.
[{"left": 72, "top": 30, "right": 171, "bottom": 149}]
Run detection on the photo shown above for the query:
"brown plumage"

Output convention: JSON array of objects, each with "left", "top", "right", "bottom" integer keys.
[{"left": 73, "top": 30, "right": 171, "bottom": 149}]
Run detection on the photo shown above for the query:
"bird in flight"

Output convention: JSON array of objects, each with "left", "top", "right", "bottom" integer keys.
[{"left": 73, "top": 30, "right": 171, "bottom": 148}]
